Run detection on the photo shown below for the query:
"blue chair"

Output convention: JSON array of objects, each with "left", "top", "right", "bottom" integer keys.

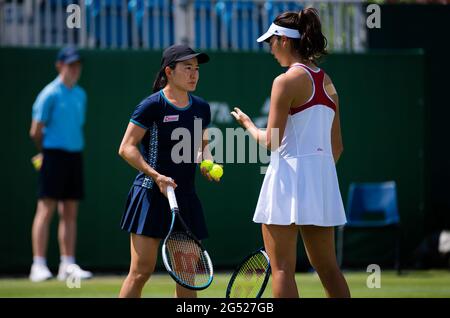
[{"left": 337, "top": 181, "right": 401, "bottom": 273}]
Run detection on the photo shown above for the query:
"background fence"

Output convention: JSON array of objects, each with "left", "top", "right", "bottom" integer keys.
[{"left": 0, "top": 0, "right": 366, "bottom": 51}]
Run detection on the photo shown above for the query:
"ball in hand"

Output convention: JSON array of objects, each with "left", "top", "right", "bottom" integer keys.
[
  {"left": 210, "top": 164, "right": 223, "bottom": 180},
  {"left": 32, "top": 157, "right": 42, "bottom": 171},
  {"left": 200, "top": 160, "right": 214, "bottom": 171}
]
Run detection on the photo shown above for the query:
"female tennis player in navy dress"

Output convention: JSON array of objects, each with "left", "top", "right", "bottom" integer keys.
[
  {"left": 232, "top": 9, "right": 350, "bottom": 298},
  {"left": 118, "top": 45, "right": 214, "bottom": 298}
]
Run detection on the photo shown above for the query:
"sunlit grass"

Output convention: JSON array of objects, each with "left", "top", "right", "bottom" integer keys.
[{"left": 1, "top": 270, "right": 449, "bottom": 298}]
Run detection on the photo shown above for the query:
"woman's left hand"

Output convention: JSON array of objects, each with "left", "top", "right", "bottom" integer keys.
[{"left": 200, "top": 166, "right": 220, "bottom": 183}]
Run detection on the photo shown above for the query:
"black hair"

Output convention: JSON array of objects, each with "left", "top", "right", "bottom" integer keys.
[
  {"left": 152, "top": 62, "right": 176, "bottom": 93},
  {"left": 273, "top": 8, "right": 327, "bottom": 64}
]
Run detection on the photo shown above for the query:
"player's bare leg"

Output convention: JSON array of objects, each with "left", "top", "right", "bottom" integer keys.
[
  {"left": 175, "top": 284, "right": 197, "bottom": 298},
  {"left": 58, "top": 200, "right": 78, "bottom": 257},
  {"left": 32, "top": 199, "right": 57, "bottom": 257},
  {"left": 262, "top": 224, "right": 299, "bottom": 298},
  {"left": 300, "top": 225, "right": 350, "bottom": 298},
  {"left": 119, "top": 234, "right": 160, "bottom": 298},
  {"left": 172, "top": 240, "right": 198, "bottom": 298}
]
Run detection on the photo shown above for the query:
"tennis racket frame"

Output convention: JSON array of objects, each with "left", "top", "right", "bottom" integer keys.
[
  {"left": 225, "top": 247, "right": 271, "bottom": 298},
  {"left": 161, "top": 186, "right": 214, "bottom": 290}
]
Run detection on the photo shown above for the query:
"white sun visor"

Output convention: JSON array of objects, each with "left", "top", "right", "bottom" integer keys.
[{"left": 256, "top": 23, "right": 301, "bottom": 43}]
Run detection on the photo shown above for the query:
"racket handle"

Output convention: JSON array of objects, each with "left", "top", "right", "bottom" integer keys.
[{"left": 166, "top": 186, "right": 178, "bottom": 209}]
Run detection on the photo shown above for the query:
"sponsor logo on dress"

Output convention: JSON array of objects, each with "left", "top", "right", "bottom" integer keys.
[{"left": 163, "top": 115, "right": 179, "bottom": 123}]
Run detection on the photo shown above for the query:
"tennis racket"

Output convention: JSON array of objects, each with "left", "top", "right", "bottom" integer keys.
[
  {"left": 161, "top": 186, "right": 214, "bottom": 290},
  {"left": 226, "top": 247, "right": 271, "bottom": 298}
]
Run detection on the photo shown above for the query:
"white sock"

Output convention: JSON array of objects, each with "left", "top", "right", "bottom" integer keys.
[
  {"left": 60, "top": 255, "right": 75, "bottom": 265},
  {"left": 33, "top": 256, "right": 47, "bottom": 266}
]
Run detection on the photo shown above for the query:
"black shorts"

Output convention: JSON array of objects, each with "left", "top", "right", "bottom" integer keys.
[
  {"left": 38, "top": 149, "right": 84, "bottom": 200},
  {"left": 120, "top": 185, "right": 209, "bottom": 240}
]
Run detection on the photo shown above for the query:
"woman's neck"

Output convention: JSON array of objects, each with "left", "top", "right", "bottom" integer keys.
[
  {"left": 162, "top": 85, "right": 190, "bottom": 107},
  {"left": 287, "top": 57, "right": 316, "bottom": 69}
]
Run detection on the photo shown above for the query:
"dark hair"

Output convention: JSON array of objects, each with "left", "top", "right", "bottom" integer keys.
[
  {"left": 273, "top": 8, "right": 327, "bottom": 64},
  {"left": 152, "top": 62, "right": 176, "bottom": 93}
]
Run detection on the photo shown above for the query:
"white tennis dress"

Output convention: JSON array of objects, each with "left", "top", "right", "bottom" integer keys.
[{"left": 253, "top": 63, "right": 347, "bottom": 226}]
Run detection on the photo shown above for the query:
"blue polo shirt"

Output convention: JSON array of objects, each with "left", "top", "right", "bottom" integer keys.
[{"left": 32, "top": 76, "right": 87, "bottom": 152}]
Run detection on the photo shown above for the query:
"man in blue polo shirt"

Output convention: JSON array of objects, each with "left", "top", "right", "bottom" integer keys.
[{"left": 29, "top": 46, "right": 92, "bottom": 282}]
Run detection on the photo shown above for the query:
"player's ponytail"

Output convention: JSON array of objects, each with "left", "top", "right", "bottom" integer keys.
[
  {"left": 274, "top": 8, "right": 327, "bottom": 64},
  {"left": 152, "top": 63, "right": 176, "bottom": 93},
  {"left": 297, "top": 8, "right": 327, "bottom": 63}
]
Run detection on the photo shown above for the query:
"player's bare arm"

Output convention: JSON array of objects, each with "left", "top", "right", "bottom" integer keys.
[
  {"left": 118, "top": 122, "right": 177, "bottom": 193},
  {"left": 324, "top": 73, "right": 343, "bottom": 163},
  {"left": 231, "top": 74, "right": 292, "bottom": 150},
  {"left": 29, "top": 119, "right": 45, "bottom": 151}
]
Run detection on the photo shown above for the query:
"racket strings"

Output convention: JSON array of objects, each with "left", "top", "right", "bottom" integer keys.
[
  {"left": 165, "top": 232, "right": 212, "bottom": 287},
  {"left": 230, "top": 253, "right": 269, "bottom": 297}
]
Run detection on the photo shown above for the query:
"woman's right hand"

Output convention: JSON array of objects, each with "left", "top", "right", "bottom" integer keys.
[
  {"left": 230, "top": 107, "right": 252, "bottom": 129},
  {"left": 155, "top": 174, "right": 177, "bottom": 197}
]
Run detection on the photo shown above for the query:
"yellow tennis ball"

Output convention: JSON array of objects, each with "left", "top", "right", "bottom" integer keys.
[
  {"left": 32, "top": 157, "right": 42, "bottom": 171},
  {"left": 200, "top": 159, "right": 214, "bottom": 171},
  {"left": 210, "top": 164, "right": 223, "bottom": 180}
]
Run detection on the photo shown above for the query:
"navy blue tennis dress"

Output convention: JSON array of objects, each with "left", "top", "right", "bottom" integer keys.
[{"left": 120, "top": 89, "right": 211, "bottom": 240}]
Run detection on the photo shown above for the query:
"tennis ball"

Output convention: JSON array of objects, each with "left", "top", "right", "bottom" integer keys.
[
  {"left": 200, "top": 159, "right": 214, "bottom": 171},
  {"left": 32, "top": 157, "right": 42, "bottom": 171},
  {"left": 210, "top": 164, "right": 223, "bottom": 180}
]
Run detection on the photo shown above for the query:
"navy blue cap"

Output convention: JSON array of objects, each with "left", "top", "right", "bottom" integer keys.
[
  {"left": 56, "top": 46, "right": 81, "bottom": 64},
  {"left": 161, "top": 44, "right": 209, "bottom": 69}
]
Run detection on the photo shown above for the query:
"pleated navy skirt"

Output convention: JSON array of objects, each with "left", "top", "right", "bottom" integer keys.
[{"left": 120, "top": 185, "right": 209, "bottom": 240}]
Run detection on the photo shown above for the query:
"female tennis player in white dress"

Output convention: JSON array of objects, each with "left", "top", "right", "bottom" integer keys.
[{"left": 231, "top": 8, "right": 350, "bottom": 298}]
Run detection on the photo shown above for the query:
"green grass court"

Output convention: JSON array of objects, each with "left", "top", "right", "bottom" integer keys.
[{"left": 1, "top": 270, "right": 450, "bottom": 298}]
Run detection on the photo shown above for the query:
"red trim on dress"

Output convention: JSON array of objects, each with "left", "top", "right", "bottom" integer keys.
[{"left": 288, "top": 64, "right": 336, "bottom": 115}]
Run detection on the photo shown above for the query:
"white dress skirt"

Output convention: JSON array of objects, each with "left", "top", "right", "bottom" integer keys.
[{"left": 253, "top": 152, "right": 347, "bottom": 226}]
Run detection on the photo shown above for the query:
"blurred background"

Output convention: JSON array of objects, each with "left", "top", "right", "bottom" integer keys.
[{"left": 0, "top": 0, "right": 449, "bottom": 279}]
